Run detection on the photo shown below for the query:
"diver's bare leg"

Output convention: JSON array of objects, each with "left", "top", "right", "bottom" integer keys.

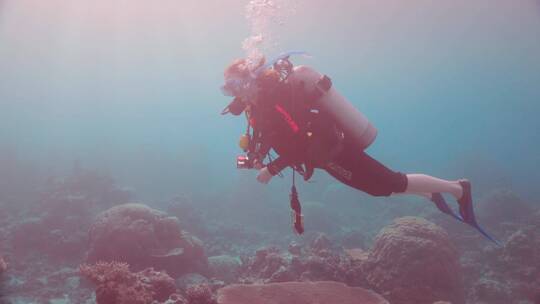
[
  {"left": 404, "top": 174, "right": 463, "bottom": 200},
  {"left": 393, "top": 191, "right": 432, "bottom": 200}
]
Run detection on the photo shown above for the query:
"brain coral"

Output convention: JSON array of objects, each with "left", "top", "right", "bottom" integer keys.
[
  {"left": 217, "top": 281, "right": 388, "bottom": 304},
  {"left": 363, "top": 217, "right": 464, "bottom": 304},
  {"left": 87, "top": 203, "right": 207, "bottom": 277}
]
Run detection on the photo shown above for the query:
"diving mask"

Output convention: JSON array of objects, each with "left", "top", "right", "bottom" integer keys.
[{"left": 220, "top": 77, "right": 256, "bottom": 98}]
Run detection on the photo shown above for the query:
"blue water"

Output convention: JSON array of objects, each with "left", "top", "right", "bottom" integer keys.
[{"left": 1, "top": 0, "right": 539, "bottom": 204}]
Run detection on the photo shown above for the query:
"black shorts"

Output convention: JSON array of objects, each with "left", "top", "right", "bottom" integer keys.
[{"left": 324, "top": 150, "right": 408, "bottom": 197}]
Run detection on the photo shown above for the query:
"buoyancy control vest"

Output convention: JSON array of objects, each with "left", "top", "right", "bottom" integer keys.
[{"left": 247, "top": 70, "right": 345, "bottom": 180}]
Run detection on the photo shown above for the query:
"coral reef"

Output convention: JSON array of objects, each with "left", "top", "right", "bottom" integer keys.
[
  {"left": 0, "top": 255, "right": 6, "bottom": 273},
  {"left": 11, "top": 217, "right": 87, "bottom": 262},
  {"left": 10, "top": 169, "right": 132, "bottom": 262},
  {"left": 167, "top": 195, "right": 209, "bottom": 238},
  {"left": 1, "top": 164, "right": 538, "bottom": 304},
  {"left": 87, "top": 203, "right": 207, "bottom": 277},
  {"left": 1, "top": 259, "right": 94, "bottom": 303},
  {"left": 476, "top": 189, "right": 534, "bottom": 235},
  {"left": 79, "top": 261, "right": 179, "bottom": 304},
  {"left": 208, "top": 255, "right": 242, "bottom": 283},
  {"left": 468, "top": 209, "right": 540, "bottom": 303},
  {"left": 39, "top": 168, "right": 132, "bottom": 217},
  {"left": 302, "top": 201, "right": 342, "bottom": 234},
  {"left": 338, "top": 229, "right": 367, "bottom": 249},
  {"left": 162, "top": 293, "right": 188, "bottom": 304},
  {"left": 175, "top": 273, "right": 211, "bottom": 292},
  {"left": 175, "top": 273, "right": 225, "bottom": 295},
  {"left": 185, "top": 283, "right": 217, "bottom": 304},
  {"left": 238, "top": 238, "right": 359, "bottom": 285},
  {"left": 362, "top": 217, "right": 464, "bottom": 304},
  {"left": 216, "top": 281, "right": 389, "bottom": 304}
]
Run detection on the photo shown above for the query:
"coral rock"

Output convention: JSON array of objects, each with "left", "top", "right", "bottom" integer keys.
[
  {"left": 80, "top": 261, "right": 177, "bottom": 304},
  {"left": 186, "top": 283, "right": 216, "bottom": 304},
  {"left": 481, "top": 211, "right": 540, "bottom": 303},
  {"left": 208, "top": 255, "right": 242, "bottom": 283},
  {"left": 87, "top": 203, "right": 207, "bottom": 276},
  {"left": 217, "top": 281, "right": 388, "bottom": 304},
  {"left": 287, "top": 242, "right": 302, "bottom": 255},
  {"left": 0, "top": 256, "right": 6, "bottom": 273},
  {"left": 161, "top": 293, "right": 188, "bottom": 304},
  {"left": 363, "top": 217, "right": 464, "bottom": 304},
  {"left": 310, "top": 233, "right": 333, "bottom": 252},
  {"left": 340, "top": 229, "right": 367, "bottom": 249},
  {"left": 240, "top": 245, "right": 355, "bottom": 284},
  {"left": 471, "top": 278, "right": 511, "bottom": 303},
  {"left": 477, "top": 189, "right": 533, "bottom": 232},
  {"left": 175, "top": 273, "right": 210, "bottom": 292},
  {"left": 344, "top": 248, "right": 369, "bottom": 263}
]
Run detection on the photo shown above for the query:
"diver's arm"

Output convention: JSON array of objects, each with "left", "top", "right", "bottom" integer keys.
[
  {"left": 256, "top": 157, "right": 289, "bottom": 184},
  {"left": 256, "top": 167, "right": 273, "bottom": 184},
  {"left": 266, "top": 156, "right": 290, "bottom": 176},
  {"left": 257, "top": 141, "right": 272, "bottom": 160}
]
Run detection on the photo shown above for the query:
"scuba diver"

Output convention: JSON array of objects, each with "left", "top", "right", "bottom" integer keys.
[{"left": 220, "top": 52, "right": 499, "bottom": 245}]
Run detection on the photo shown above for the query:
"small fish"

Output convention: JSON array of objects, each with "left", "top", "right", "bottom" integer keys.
[{"left": 150, "top": 247, "right": 184, "bottom": 258}]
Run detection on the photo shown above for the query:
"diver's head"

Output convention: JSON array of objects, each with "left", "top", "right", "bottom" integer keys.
[
  {"left": 221, "top": 58, "right": 260, "bottom": 99},
  {"left": 221, "top": 57, "right": 282, "bottom": 115},
  {"left": 220, "top": 58, "right": 256, "bottom": 115},
  {"left": 222, "top": 57, "right": 280, "bottom": 98}
]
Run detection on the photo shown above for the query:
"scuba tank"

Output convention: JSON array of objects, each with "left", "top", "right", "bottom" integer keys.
[{"left": 286, "top": 66, "right": 377, "bottom": 151}]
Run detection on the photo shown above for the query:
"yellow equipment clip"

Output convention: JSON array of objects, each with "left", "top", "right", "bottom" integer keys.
[{"left": 239, "top": 134, "right": 250, "bottom": 151}]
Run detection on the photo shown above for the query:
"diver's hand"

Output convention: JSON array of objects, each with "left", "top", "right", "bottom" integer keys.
[
  {"left": 256, "top": 167, "right": 273, "bottom": 184},
  {"left": 253, "top": 159, "right": 264, "bottom": 170}
]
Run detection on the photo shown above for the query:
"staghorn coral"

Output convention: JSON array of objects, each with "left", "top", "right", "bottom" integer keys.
[
  {"left": 79, "top": 261, "right": 177, "bottom": 304},
  {"left": 87, "top": 203, "right": 207, "bottom": 277}
]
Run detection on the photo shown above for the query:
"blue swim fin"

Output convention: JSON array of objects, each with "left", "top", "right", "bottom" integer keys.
[
  {"left": 471, "top": 221, "right": 502, "bottom": 246},
  {"left": 431, "top": 192, "right": 463, "bottom": 222},
  {"left": 457, "top": 180, "right": 501, "bottom": 246}
]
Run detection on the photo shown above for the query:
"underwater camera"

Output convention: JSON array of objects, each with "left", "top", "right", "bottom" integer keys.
[{"left": 236, "top": 154, "right": 254, "bottom": 169}]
